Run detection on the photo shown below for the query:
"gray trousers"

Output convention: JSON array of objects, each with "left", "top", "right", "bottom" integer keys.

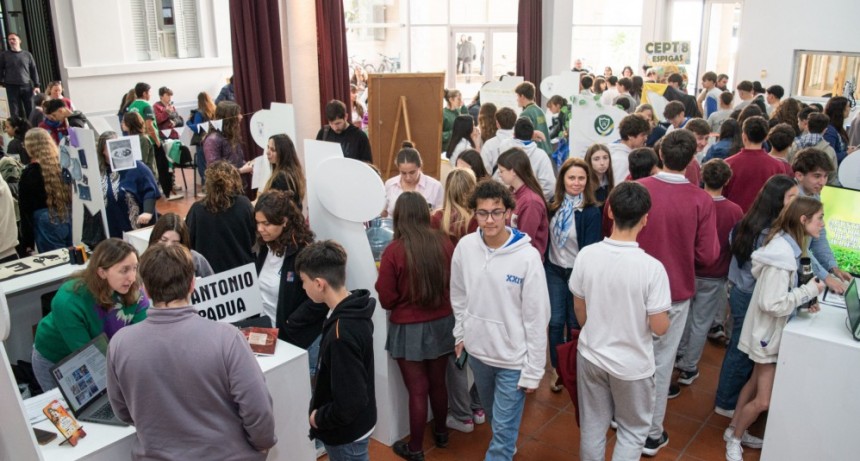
[
  {"left": 446, "top": 353, "right": 482, "bottom": 421},
  {"left": 577, "top": 353, "right": 655, "bottom": 461},
  {"left": 649, "top": 299, "right": 690, "bottom": 439},
  {"left": 677, "top": 277, "right": 728, "bottom": 371}
]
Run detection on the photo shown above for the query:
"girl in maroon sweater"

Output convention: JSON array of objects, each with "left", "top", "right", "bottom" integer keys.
[
  {"left": 375, "top": 192, "right": 454, "bottom": 460},
  {"left": 497, "top": 148, "right": 549, "bottom": 259}
]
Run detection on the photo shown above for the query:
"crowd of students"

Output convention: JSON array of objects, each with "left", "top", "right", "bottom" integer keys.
[{"left": 4, "top": 63, "right": 857, "bottom": 461}]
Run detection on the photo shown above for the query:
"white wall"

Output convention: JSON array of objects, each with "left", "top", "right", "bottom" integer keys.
[
  {"left": 736, "top": 0, "right": 860, "bottom": 94},
  {"left": 50, "top": 0, "right": 233, "bottom": 116}
]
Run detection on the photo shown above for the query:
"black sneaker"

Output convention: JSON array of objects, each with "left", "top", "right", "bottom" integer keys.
[
  {"left": 392, "top": 441, "right": 425, "bottom": 461},
  {"left": 433, "top": 430, "right": 449, "bottom": 448},
  {"left": 642, "top": 431, "right": 669, "bottom": 457},
  {"left": 668, "top": 383, "right": 681, "bottom": 399},
  {"left": 677, "top": 369, "right": 699, "bottom": 386},
  {"left": 708, "top": 325, "right": 727, "bottom": 340}
]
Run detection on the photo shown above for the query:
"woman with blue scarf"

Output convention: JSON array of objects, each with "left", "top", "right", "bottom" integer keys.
[{"left": 545, "top": 157, "right": 602, "bottom": 392}]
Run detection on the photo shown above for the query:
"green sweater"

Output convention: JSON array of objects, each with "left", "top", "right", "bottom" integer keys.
[
  {"left": 521, "top": 102, "right": 552, "bottom": 155},
  {"left": 34, "top": 279, "right": 149, "bottom": 363},
  {"left": 442, "top": 106, "right": 468, "bottom": 152}
]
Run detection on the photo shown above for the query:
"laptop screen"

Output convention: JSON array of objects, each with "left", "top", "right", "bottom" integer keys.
[
  {"left": 846, "top": 280, "right": 860, "bottom": 339},
  {"left": 51, "top": 334, "right": 110, "bottom": 413},
  {"left": 820, "top": 186, "right": 860, "bottom": 277}
]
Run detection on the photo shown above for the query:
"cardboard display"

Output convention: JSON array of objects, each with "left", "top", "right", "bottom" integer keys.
[
  {"left": 69, "top": 128, "right": 109, "bottom": 247},
  {"left": 367, "top": 73, "right": 445, "bottom": 181},
  {"left": 482, "top": 75, "right": 524, "bottom": 113}
]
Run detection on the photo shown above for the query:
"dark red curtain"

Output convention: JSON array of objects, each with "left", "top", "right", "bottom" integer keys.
[
  {"left": 228, "top": 0, "right": 287, "bottom": 161},
  {"left": 315, "top": 0, "right": 351, "bottom": 126},
  {"left": 516, "top": 0, "right": 543, "bottom": 101}
]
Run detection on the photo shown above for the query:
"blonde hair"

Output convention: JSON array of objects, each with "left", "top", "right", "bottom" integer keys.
[
  {"left": 25, "top": 128, "right": 71, "bottom": 222},
  {"left": 439, "top": 168, "right": 477, "bottom": 238}
]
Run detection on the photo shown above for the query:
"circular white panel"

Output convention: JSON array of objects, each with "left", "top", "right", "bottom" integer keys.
[
  {"left": 249, "top": 109, "right": 283, "bottom": 149},
  {"left": 838, "top": 151, "right": 860, "bottom": 190},
  {"left": 316, "top": 158, "right": 386, "bottom": 222}
]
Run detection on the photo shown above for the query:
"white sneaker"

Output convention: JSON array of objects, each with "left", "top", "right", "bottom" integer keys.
[
  {"left": 714, "top": 406, "right": 735, "bottom": 418},
  {"left": 725, "top": 436, "right": 743, "bottom": 461},
  {"left": 446, "top": 414, "right": 475, "bottom": 433},
  {"left": 723, "top": 427, "right": 763, "bottom": 449}
]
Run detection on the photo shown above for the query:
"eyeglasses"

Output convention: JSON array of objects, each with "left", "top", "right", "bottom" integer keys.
[{"left": 475, "top": 209, "right": 506, "bottom": 221}]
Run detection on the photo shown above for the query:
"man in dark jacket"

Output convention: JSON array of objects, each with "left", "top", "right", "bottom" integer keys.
[
  {"left": 296, "top": 240, "right": 377, "bottom": 461},
  {"left": 315, "top": 100, "right": 373, "bottom": 163},
  {"left": 0, "top": 33, "right": 40, "bottom": 118}
]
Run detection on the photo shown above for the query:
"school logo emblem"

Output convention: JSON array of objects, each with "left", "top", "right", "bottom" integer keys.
[{"left": 594, "top": 114, "right": 614, "bottom": 136}]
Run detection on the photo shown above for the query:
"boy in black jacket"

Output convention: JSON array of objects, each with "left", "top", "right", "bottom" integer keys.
[{"left": 296, "top": 240, "right": 377, "bottom": 461}]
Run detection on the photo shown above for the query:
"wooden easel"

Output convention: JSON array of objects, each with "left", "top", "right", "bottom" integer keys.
[{"left": 384, "top": 95, "right": 412, "bottom": 179}]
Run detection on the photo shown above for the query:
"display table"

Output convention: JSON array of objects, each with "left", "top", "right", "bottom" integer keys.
[
  {"left": 762, "top": 305, "right": 860, "bottom": 461},
  {"left": 1, "top": 262, "right": 81, "bottom": 363},
  {"left": 28, "top": 339, "right": 315, "bottom": 461}
]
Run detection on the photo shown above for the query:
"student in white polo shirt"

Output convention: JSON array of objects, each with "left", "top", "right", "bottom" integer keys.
[{"left": 569, "top": 181, "right": 671, "bottom": 461}]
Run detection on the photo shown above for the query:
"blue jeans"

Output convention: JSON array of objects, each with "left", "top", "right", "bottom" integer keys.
[
  {"left": 470, "top": 357, "right": 526, "bottom": 461},
  {"left": 33, "top": 208, "right": 72, "bottom": 253},
  {"left": 307, "top": 334, "right": 321, "bottom": 377},
  {"left": 545, "top": 261, "right": 578, "bottom": 368},
  {"left": 195, "top": 145, "right": 207, "bottom": 186},
  {"left": 324, "top": 437, "right": 369, "bottom": 461},
  {"left": 715, "top": 285, "right": 754, "bottom": 410}
]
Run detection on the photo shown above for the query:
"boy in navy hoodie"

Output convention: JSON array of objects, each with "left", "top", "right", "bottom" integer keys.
[
  {"left": 451, "top": 180, "right": 550, "bottom": 460},
  {"left": 297, "top": 240, "right": 377, "bottom": 461}
]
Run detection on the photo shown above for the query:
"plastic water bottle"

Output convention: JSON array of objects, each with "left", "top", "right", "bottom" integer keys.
[{"left": 366, "top": 217, "right": 393, "bottom": 262}]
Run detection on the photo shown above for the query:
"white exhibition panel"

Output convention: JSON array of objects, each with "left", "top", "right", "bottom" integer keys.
[
  {"left": 763, "top": 305, "right": 860, "bottom": 461},
  {"left": 304, "top": 139, "right": 409, "bottom": 445},
  {"left": 0, "top": 286, "right": 43, "bottom": 461}
]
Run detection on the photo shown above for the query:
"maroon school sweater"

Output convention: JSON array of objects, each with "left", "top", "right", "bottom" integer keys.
[
  {"left": 512, "top": 184, "right": 549, "bottom": 261},
  {"left": 637, "top": 173, "right": 720, "bottom": 302},
  {"left": 723, "top": 148, "right": 788, "bottom": 212},
  {"left": 375, "top": 238, "right": 454, "bottom": 324},
  {"left": 696, "top": 196, "right": 744, "bottom": 278}
]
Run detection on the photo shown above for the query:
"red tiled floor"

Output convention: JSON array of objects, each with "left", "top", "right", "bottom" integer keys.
[{"left": 349, "top": 339, "right": 751, "bottom": 461}]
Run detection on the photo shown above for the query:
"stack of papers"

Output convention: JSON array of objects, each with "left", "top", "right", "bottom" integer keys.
[{"left": 24, "top": 388, "right": 68, "bottom": 424}]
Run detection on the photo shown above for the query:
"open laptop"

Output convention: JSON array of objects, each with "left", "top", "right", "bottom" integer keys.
[
  {"left": 845, "top": 279, "right": 860, "bottom": 341},
  {"left": 50, "top": 333, "right": 128, "bottom": 426}
]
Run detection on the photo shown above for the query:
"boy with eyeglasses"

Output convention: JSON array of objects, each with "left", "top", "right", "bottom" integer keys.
[{"left": 450, "top": 180, "right": 549, "bottom": 460}]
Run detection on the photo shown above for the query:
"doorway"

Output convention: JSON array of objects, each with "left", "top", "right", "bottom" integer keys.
[{"left": 449, "top": 27, "right": 516, "bottom": 101}]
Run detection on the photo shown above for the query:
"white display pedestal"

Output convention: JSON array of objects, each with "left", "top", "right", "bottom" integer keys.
[
  {"left": 1, "top": 263, "right": 81, "bottom": 363},
  {"left": 13, "top": 340, "right": 314, "bottom": 461},
  {"left": 762, "top": 305, "right": 860, "bottom": 461}
]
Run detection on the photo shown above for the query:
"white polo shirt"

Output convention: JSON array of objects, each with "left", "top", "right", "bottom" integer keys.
[{"left": 569, "top": 238, "right": 671, "bottom": 380}]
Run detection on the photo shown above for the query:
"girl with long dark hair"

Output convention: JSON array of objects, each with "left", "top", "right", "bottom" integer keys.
[
  {"left": 263, "top": 134, "right": 306, "bottom": 208},
  {"left": 376, "top": 192, "right": 454, "bottom": 460},
  {"left": 715, "top": 175, "right": 798, "bottom": 415}
]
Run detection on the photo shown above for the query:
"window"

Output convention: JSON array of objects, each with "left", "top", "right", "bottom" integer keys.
[
  {"left": 571, "top": 0, "right": 643, "bottom": 73},
  {"left": 794, "top": 51, "right": 860, "bottom": 100},
  {"left": 132, "top": 0, "right": 200, "bottom": 61},
  {"left": 344, "top": 0, "right": 405, "bottom": 75}
]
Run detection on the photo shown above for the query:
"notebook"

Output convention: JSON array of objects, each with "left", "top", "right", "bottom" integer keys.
[
  {"left": 845, "top": 279, "right": 860, "bottom": 341},
  {"left": 50, "top": 334, "right": 128, "bottom": 426}
]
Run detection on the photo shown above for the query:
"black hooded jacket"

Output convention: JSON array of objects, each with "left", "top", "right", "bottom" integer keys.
[{"left": 309, "top": 289, "right": 377, "bottom": 445}]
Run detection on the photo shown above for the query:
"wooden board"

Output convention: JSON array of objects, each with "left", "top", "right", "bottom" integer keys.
[{"left": 367, "top": 73, "right": 445, "bottom": 180}]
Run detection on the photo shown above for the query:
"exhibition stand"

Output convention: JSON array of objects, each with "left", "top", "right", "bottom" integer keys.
[{"left": 762, "top": 304, "right": 860, "bottom": 461}]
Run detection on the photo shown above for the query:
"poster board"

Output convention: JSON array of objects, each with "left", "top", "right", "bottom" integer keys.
[
  {"left": 568, "top": 95, "right": 628, "bottom": 159},
  {"left": 482, "top": 75, "right": 524, "bottom": 113},
  {"left": 367, "top": 73, "right": 445, "bottom": 181},
  {"left": 68, "top": 128, "right": 109, "bottom": 246},
  {"left": 645, "top": 41, "right": 691, "bottom": 66}
]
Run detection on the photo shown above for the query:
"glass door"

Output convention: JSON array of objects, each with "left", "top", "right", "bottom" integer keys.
[
  {"left": 669, "top": 0, "right": 704, "bottom": 94},
  {"left": 449, "top": 27, "right": 516, "bottom": 101}
]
